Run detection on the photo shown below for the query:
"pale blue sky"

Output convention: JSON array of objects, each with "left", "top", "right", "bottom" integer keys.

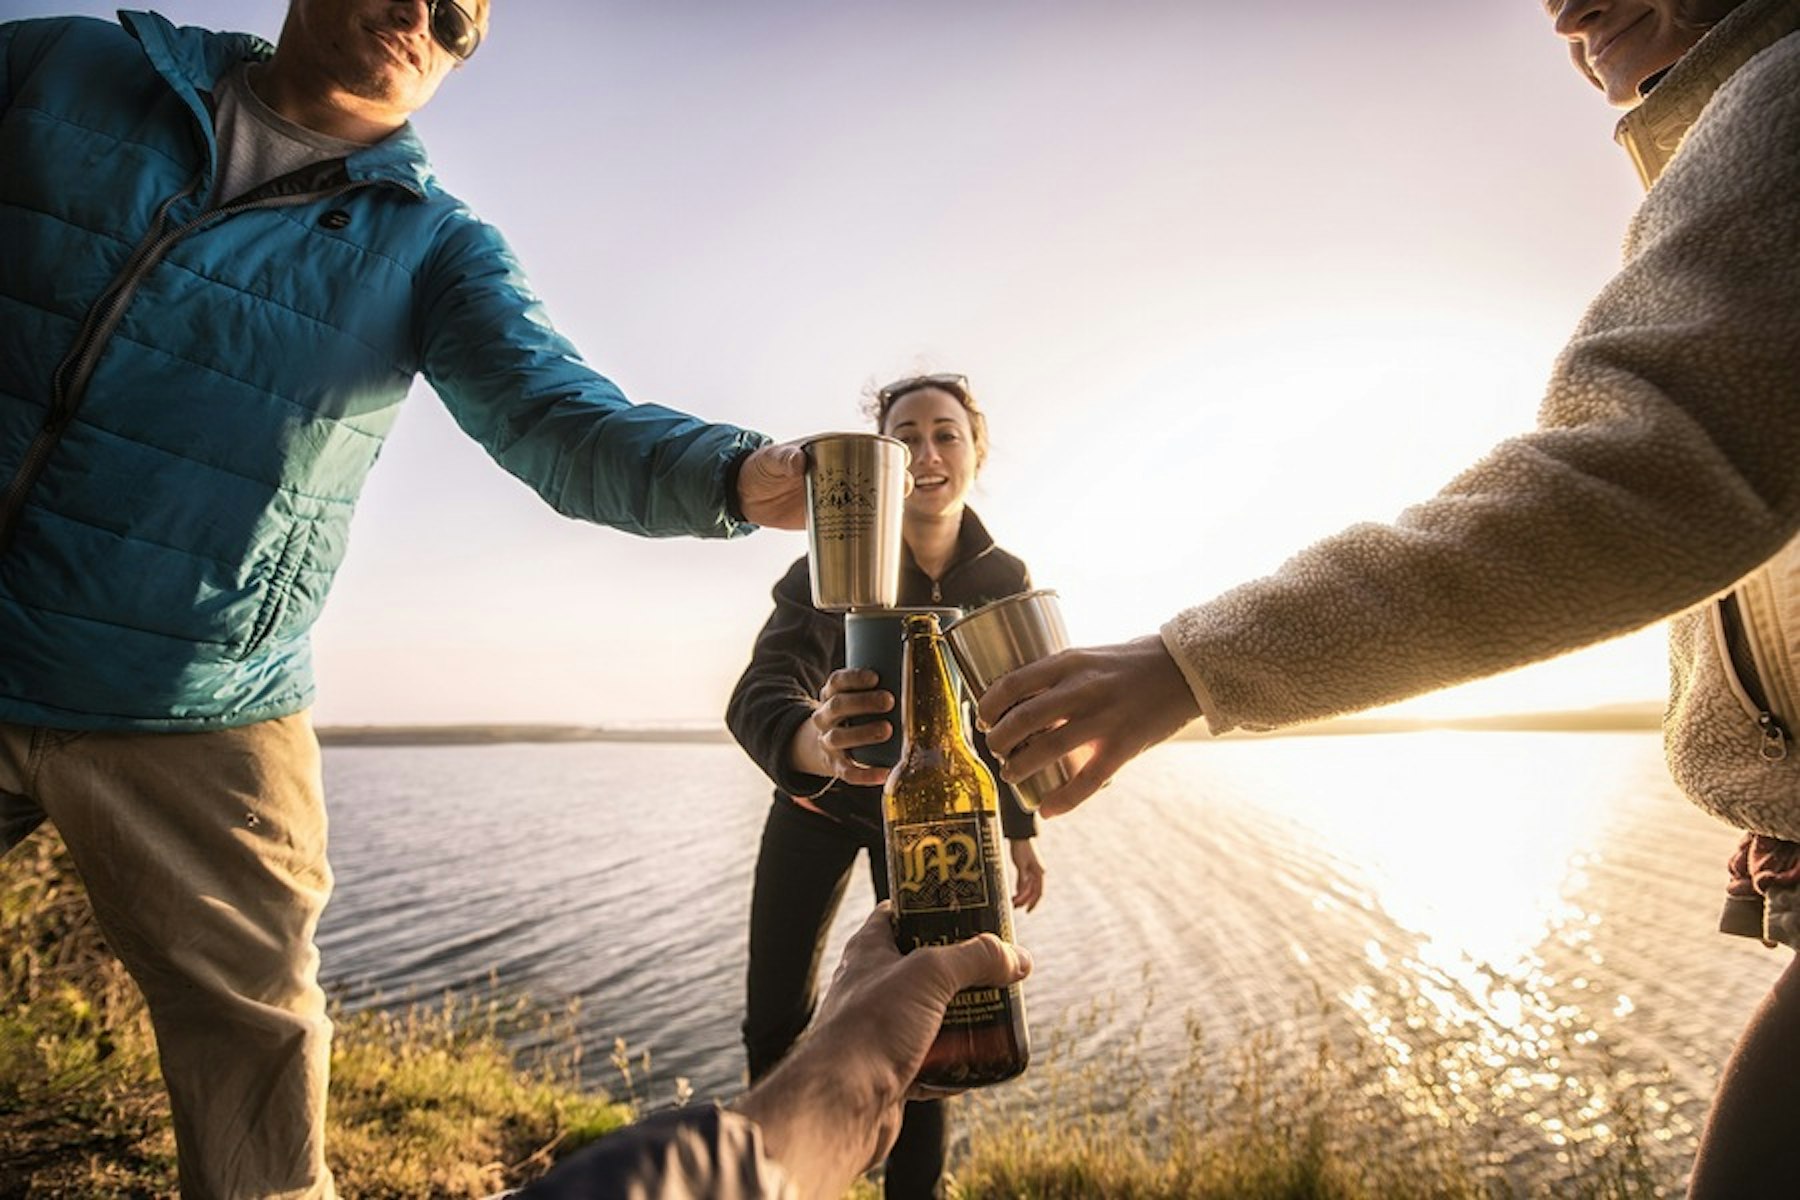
[{"left": 8, "top": 2, "right": 1667, "bottom": 725}]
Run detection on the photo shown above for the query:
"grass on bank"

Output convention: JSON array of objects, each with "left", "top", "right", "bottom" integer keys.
[
  {"left": 6, "top": 829, "right": 1675, "bottom": 1198},
  {"left": 950, "top": 988, "right": 1669, "bottom": 1200},
  {"left": 1, "top": 831, "right": 629, "bottom": 1198}
]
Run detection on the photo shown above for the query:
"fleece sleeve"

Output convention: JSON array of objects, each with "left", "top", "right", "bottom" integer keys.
[{"left": 1162, "top": 38, "right": 1800, "bottom": 733}]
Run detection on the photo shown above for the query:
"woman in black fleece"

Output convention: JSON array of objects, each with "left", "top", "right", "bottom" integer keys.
[{"left": 726, "top": 373, "right": 1045, "bottom": 1199}]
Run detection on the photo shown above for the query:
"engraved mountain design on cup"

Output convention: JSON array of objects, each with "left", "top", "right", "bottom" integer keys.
[{"left": 812, "top": 466, "right": 878, "bottom": 540}]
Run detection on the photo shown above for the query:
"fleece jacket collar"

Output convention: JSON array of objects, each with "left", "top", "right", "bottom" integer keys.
[{"left": 1616, "top": 0, "right": 1800, "bottom": 187}]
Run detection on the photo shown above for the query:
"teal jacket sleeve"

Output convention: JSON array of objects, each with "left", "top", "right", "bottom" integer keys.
[{"left": 416, "top": 214, "right": 769, "bottom": 539}]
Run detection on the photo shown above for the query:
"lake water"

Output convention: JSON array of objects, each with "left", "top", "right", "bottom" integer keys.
[{"left": 315, "top": 731, "right": 1784, "bottom": 1194}]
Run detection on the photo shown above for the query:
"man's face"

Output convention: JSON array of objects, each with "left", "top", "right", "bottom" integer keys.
[
  {"left": 1546, "top": 0, "right": 1742, "bottom": 106},
  {"left": 280, "top": 0, "right": 479, "bottom": 122}
]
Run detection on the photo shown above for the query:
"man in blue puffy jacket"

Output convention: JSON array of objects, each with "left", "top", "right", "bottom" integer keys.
[{"left": 0, "top": 2, "right": 831, "bottom": 1195}]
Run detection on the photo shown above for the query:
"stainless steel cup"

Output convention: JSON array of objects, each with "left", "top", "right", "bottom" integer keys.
[
  {"left": 843, "top": 606, "right": 963, "bottom": 767},
  {"left": 945, "top": 589, "right": 1076, "bottom": 811},
  {"left": 803, "top": 433, "right": 910, "bottom": 612}
]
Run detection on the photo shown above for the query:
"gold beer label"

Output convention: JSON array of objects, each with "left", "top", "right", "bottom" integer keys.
[
  {"left": 810, "top": 464, "right": 878, "bottom": 542},
  {"left": 891, "top": 815, "right": 991, "bottom": 913}
]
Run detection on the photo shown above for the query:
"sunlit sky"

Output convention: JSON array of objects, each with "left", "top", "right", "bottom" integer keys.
[{"left": 19, "top": 1, "right": 1672, "bottom": 726}]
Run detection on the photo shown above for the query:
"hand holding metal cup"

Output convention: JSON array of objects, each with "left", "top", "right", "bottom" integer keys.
[{"left": 944, "top": 590, "right": 1087, "bottom": 811}]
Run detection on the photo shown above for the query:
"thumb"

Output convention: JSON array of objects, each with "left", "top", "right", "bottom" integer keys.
[
  {"left": 753, "top": 441, "right": 806, "bottom": 480},
  {"left": 915, "top": 933, "right": 1032, "bottom": 997}
]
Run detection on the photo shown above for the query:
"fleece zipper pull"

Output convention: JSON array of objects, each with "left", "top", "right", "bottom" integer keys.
[
  {"left": 1759, "top": 712, "right": 1790, "bottom": 762},
  {"left": 1716, "top": 595, "right": 1793, "bottom": 764}
]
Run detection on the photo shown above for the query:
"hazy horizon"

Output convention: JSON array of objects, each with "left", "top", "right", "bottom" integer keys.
[{"left": 311, "top": 697, "right": 1667, "bottom": 746}]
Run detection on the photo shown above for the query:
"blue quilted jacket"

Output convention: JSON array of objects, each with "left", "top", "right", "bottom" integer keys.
[{"left": 0, "top": 12, "right": 768, "bottom": 731}]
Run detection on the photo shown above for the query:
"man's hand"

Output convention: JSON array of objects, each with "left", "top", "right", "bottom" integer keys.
[
  {"left": 736, "top": 441, "right": 807, "bottom": 530},
  {"left": 736, "top": 436, "right": 914, "bottom": 531},
  {"left": 732, "top": 904, "right": 1032, "bottom": 1199},
  {"left": 979, "top": 635, "right": 1201, "bottom": 817}
]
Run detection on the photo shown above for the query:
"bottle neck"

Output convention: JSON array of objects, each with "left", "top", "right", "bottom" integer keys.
[{"left": 901, "top": 621, "right": 961, "bottom": 751}]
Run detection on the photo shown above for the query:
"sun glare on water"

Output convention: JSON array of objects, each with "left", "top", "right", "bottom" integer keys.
[
  {"left": 1271, "top": 731, "right": 1617, "bottom": 970},
  {"left": 1228, "top": 731, "right": 1662, "bottom": 1154}
]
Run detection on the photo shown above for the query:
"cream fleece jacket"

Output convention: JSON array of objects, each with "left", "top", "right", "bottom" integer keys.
[{"left": 1162, "top": 0, "right": 1800, "bottom": 837}]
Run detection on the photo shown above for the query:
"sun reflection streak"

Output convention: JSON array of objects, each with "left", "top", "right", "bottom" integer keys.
[{"left": 1239, "top": 732, "right": 1676, "bottom": 1171}]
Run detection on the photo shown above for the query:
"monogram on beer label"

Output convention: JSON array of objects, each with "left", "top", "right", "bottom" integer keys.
[
  {"left": 891, "top": 815, "right": 990, "bottom": 912},
  {"left": 810, "top": 465, "right": 879, "bottom": 542}
]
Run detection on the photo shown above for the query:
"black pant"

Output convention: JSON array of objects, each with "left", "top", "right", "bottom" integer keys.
[{"left": 742, "top": 798, "right": 947, "bottom": 1199}]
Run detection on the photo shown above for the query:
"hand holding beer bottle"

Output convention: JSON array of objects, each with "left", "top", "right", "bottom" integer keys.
[{"left": 883, "top": 612, "right": 1030, "bottom": 1089}]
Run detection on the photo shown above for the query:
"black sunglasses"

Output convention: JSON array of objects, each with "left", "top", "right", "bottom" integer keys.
[
  {"left": 429, "top": 0, "right": 482, "bottom": 61},
  {"left": 875, "top": 373, "right": 972, "bottom": 414}
]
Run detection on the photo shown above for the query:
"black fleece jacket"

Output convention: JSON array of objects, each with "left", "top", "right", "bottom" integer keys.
[{"left": 726, "top": 508, "right": 1038, "bottom": 841}]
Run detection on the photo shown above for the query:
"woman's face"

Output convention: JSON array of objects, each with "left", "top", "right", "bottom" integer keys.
[
  {"left": 882, "top": 387, "right": 979, "bottom": 522},
  {"left": 1547, "top": 0, "right": 1742, "bottom": 106}
]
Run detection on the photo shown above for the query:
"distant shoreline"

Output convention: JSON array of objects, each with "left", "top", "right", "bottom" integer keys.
[
  {"left": 316, "top": 702, "right": 1661, "bottom": 748},
  {"left": 1222, "top": 701, "right": 1662, "bottom": 739},
  {"left": 315, "top": 724, "right": 733, "bottom": 747}
]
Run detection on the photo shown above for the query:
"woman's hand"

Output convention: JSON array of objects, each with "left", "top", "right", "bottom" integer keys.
[
  {"left": 787, "top": 668, "right": 898, "bottom": 790},
  {"left": 1008, "top": 838, "right": 1046, "bottom": 912}
]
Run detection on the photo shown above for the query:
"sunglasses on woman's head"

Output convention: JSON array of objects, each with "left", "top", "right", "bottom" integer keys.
[
  {"left": 876, "top": 373, "right": 972, "bottom": 413},
  {"left": 429, "top": 0, "right": 482, "bottom": 61}
]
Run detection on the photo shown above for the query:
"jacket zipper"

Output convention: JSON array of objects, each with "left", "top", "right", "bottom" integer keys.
[
  {"left": 0, "top": 169, "right": 365, "bottom": 554},
  {"left": 928, "top": 538, "right": 998, "bottom": 607},
  {"left": 0, "top": 174, "right": 201, "bottom": 550},
  {"left": 1713, "top": 594, "right": 1790, "bottom": 762}
]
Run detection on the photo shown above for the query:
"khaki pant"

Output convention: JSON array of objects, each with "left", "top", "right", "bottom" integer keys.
[{"left": 0, "top": 713, "right": 337, "bottom": 1200}]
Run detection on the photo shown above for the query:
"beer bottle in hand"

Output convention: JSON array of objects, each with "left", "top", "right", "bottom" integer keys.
[{"left": 883, "top": 611, "right": 1030, "bottom": 1088}]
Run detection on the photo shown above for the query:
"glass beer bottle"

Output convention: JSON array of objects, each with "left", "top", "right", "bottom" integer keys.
[{"left": 882, "top": 612, "right": 1030, "bottom": 1088}]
